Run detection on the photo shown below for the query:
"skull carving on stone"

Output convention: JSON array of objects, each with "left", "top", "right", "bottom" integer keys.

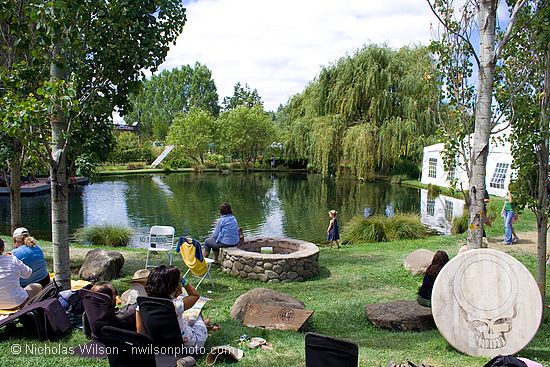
[{"left": 461, "top": 306, "right": 517, "bottom": 349}]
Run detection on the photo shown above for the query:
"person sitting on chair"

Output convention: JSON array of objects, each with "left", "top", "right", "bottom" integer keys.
[
  {"left": 417, "top": 250, "right": 449, "bottom": 308},
  {"left": 12, "top": 227, "right": 50, "bottom": 288},
  {"left": 137, "top": 265, "right": 208, "bottom": 349},
  {"left": 90, "top": 281, "right": 137, "bottom": 331},
  {"left": 203, "top": 202, "right": 240, "bottom": 263},
  {"left": 0, "top": 237, "right": 42, "bottom": 309}
]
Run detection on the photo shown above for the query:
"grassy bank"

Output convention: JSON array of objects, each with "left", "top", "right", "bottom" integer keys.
[{"left": 1, "top": 231, "right": 548, "bottom": 367}]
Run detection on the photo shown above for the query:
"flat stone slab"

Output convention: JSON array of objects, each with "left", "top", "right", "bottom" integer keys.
[
  {"left": 365, "top": 300, "right": 435, "bottom": 331},
  {"left": 403, "top": 249, "right": 435, "bottom": 275},
  {"left": 432, "top": 249, "right": 542, "bottom": 357},
  {"left": 231, "top": 288, "right": 305, "bottom": 322}
]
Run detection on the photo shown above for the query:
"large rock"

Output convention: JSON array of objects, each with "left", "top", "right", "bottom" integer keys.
[
  {"left": 79, "top": 249, "right": 125, "bottom": 282},
  {"left": 230, "top": 288, "right": 305, "bottom": 322},
  {"left": 365, "top": 300, "right": 436, "bottom": 332},
  {"left": 403, "top": 249, "right": 435, "bottom": 275}
]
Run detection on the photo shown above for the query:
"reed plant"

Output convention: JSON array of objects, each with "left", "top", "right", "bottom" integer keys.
[
  {"left": 75, "top": 225, "right": 133, "bottom": 247},
  {"left": 342, "top": 214, "right": 430, "bottom": 244}
]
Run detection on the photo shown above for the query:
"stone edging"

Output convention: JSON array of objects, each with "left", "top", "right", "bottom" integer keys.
[{"left": 220, "top": 237, "right": 319, "bottom": 282}]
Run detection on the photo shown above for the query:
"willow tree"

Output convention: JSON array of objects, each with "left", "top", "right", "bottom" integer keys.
[{"left": 280, "top": 44, "right": 440, "bottom": 178}]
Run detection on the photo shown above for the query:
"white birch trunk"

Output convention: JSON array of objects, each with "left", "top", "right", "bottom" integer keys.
[
  {"left": 50, "top": 43, "right": 71, "bottom": 290},
  {"left": 8, "top": 147, "right": 22, "bottom": 232},
  {"left": 467, "top": 0, "right": 497, "bottom": 249}
]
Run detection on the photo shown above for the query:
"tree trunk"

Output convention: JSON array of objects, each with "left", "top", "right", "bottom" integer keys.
[
  {"left": 467, "top": 0, "right": 497, "bottom": 249},
  {"left": 8, "top": 146, "right": 22, "bottom": 232},
  {"left": 536, "top": 39, "right": 550, "bottom": 303},
  {"left": 50, "top": 43, "right": 71, "bottom": 290}
]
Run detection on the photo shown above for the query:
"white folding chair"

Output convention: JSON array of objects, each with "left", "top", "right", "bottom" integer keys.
[
  {"left": 183, "top": 258, "right": 215, "bottom": 289},
  {"left": 145, "top": 225, "right": 175, "bottom": 269}
]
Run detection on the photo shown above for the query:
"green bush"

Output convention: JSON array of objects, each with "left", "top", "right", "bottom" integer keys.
[
  {"left": 107, "top": 132, "right": 155, "bottom": 164},
  {"left": 390, "top": 174, "right": 409, "bottom": 184},
  {"left": 391, "top": 159, "right": 420, "bottom": 179},
  {"left": 342, "top": 214, "right": 430, "bottom": 244},
  {"left": 218, "top": 163, "right": 232, "bottom": 170},
  {"left": 230, "top": 162, "right": 242, "bottom": 170},
  {"left": 75, "top": 225, "right": 133, "bottom": 247},
  {"left": 163, "top": 158, "right": 193, "bottom": 169},
  {"left": 452, "top": 211, "right": 469, "bottom": 234},
  {"left": 204, "top": 160, "right": 218, "bottom": 168}
]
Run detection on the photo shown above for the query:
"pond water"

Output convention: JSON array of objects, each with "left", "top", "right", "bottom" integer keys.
[{"left": 0, "top": 173, "right": 464, "bottom": 246}]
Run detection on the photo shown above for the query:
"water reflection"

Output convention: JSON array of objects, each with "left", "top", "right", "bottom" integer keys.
[
  {"left": 0, "top": 173, "right": 466, "bottom": 246},
  {"left": 419, "top": 189, "right": 465, "bottom": 235}
]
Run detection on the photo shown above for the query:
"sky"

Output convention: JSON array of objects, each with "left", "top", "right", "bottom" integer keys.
[{"left": 152, "top": 0, "right": 442, "bottom": 112}]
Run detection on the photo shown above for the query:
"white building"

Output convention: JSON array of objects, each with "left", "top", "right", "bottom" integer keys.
[{"left": 420, "top": 124, "right": 513, "bottom": 197}]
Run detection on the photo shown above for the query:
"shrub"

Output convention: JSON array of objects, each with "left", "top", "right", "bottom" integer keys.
[
  {"left": 390, "top": 174, "right": 409, "bottom": 184},
  {"left": 341, "top": 214, "right": 430, "bottom": 244},
  {"left": 383, "top": 214, "right": 430, "bottom": 240},
  {"left": 452, "top": 212, "right": 469, "bottom": 234},
  {"left": 204, "top": 160, "right": 218, "bottom": 168},
  {"left": 391, "top": 159, "right": 420, "bottom": 179},
  {"left": 75, "top": 225, "right": 133, "bottom": 247},
  {"left": 218, "top": 163, "right": 232, "bottom": 170},
  {"left": 126, "top": 162, "right": 145, "bottom": 170},
  {"left": 163, "top": 158, "right": 192, "bottom": 170},
  {"left": 230, "top": 162, "right": 242, "bottom": 170},
  {"left": 427, "top": 184, "right": 441, "bottom": 196}
]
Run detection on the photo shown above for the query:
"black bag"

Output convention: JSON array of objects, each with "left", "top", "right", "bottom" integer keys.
[
  {"left": 483, "top": 355, "right": 528, "bottom": 367},
  {"left": 17, "top": 299, "right": 71, "bottom": 340}
]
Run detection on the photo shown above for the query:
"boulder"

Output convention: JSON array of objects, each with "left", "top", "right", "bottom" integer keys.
[
  {"left": 403, "top": 249, "right": 435, "bottom": 275},
  {"left": 365, "top": 300, "right": 435, "bottom": 332},
  {"left": 79, "top": 249, "right": 125, "bottom": 282},
  {"left": 230, "top": 288, "right": 305, "bottom": 322}
]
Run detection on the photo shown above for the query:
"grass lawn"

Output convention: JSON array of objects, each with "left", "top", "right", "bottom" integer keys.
[{"left": 1, "top": 219, "right": 549, "bottom": 366}]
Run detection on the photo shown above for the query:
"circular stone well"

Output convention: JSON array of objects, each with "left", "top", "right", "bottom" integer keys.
[{"left": 220, "top": 237, "right": 319, "bottom": 282}]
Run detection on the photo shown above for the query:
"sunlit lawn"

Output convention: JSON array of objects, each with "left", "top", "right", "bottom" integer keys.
[{"left": 0, "top": 216, "right": 548, "bottom": 366}]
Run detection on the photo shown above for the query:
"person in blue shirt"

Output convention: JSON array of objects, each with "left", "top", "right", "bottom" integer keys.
[
  {"left": 203, "top": 202, "right": 240, "bottom": 263},
  {"left": 12, "top": 227, "right": 50, "bottom": 288}
]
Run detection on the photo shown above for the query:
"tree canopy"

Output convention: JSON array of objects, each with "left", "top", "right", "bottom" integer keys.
[
  {"left": 125, "top": 62, "right": 219, "bottom": 139},
  {"left": 277, "top": 44, "right": 440, "bottom": 179}
]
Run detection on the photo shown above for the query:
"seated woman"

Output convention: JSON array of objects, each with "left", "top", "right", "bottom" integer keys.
[
  {"left": 417, "top": 250, "right": 449, "bottom": 308},
  {"left": 12, "top": 227, "right": 50, "bottom": 288},
  {"left": 203, "top": 202, "right": 240, "bottom": 263},
  {"left": 137, "top": 265, "right": 208, "bottom": 349},
  {"left": 0, "top": 237, "right": 42, "bottom": 309}
]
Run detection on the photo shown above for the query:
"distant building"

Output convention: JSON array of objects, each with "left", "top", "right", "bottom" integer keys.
[{"left": 420, "top": 123, "right": 512, "bottom": 197}]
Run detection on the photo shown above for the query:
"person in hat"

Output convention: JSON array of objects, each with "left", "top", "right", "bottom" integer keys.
[
  {"left": 12, "top": 227, "right": 50, "bottom": 288},
  {"left": 120, "top": 269, "right": 150, "bottom": 306},
  {"left": 0, "top": 237, "right": 43, "bottom": 309}
]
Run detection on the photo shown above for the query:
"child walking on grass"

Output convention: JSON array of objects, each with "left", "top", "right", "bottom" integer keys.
[{"left": 327, "top": 210, "right": 340, "bottom": 249}]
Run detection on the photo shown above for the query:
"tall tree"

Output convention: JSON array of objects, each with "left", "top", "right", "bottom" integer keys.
[
  {"left": 125, "top": 62, "right": 219, "bottom": 139},
  {"left": 217, "top": 105, "right": 275, "bottom": 166},
  {"left": 2, "top": 0, "right": 186, "bottom": 289},
  {"left": 167, "top": 108, "right": 216, "bottom": 164},
  {"left": 497, "top": 0, "right": 549, "bottom": 300},
  {"left": 427, "top": 0, "right": 529, "bottom": 248},
  {"left": 279, "top": 45, "right": 440, "bottom": 178},
  {"left": 222, "top": 82, "right": 263, "bottom": 111}
]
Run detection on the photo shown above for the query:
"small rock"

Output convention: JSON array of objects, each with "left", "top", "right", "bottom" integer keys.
[
  {"left": 265, "top": 270, "right": 278, "bottom": 279},
  {"left": 264, "top": 263, "right": 273, "bottom": 270},
  {"left": 79, "top": 249, "right": 124, "bottom": 282},
  {"left": 272, "top": 264, "right": 283, "bottom": 274}
]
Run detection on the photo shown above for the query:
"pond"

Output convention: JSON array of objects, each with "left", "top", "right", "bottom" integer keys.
[{"left": 0, "top": 173, "right": 465, "bottom": 246}]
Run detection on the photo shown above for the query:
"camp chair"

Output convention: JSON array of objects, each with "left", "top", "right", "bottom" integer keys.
[
  {"left": 305, "top": 332, "right": 359, "bottom": 367},
  {"left": 179, "top": 238, "right": 214, "bottom": 289},
  {"left": 145, "top": 226, "right": 176, "bottom": 269},
  {"left": 136, "top": 296, "right": 183, "bottom": 348},
  {"left": 101, "top": 325, "right": 157, "bottom": 367}
]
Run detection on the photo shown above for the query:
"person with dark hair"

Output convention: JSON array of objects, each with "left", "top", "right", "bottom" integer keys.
[
  {"left": 136, "top": 265, "right": 208, "bottom": 349},
  {"left": 417, "top": 250, "right": 450, "bottom": 308},
  {"left": 0, "top": 237, "right": 43, "bottom": 309},
  {"left": 203, "top": 202, "right": 240, "bottom": 263},
  {"left": 12, "top": 227, "right": 50, "bottom": 288}
]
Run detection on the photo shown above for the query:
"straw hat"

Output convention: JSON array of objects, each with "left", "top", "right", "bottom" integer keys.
[{"left": 130, "top": 269, "right": 150, "bottom": 284}]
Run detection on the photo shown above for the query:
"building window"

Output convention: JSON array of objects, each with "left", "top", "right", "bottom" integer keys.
[
  {"left": 427, "top": 198, "right": 435, "bottom": 217},
  {"left": 428, "top": 158, "right": 437, "bottom": 178},
  {"left": 490, "top": 163, "right": 510, "bottom": 189},
  {"left": 445, "top": 200, "right": 454, "bottom": 222}
]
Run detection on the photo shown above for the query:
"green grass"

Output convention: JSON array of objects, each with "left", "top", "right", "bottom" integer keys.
[
  {"left": 1, "top": 231, "right": 548, "bottom": 366},
  {"left": 74, "top": 225, "right": 133, "bottom": 247},
  {"left": 342, "top": 214, "right": 430, "bottom": 244}
]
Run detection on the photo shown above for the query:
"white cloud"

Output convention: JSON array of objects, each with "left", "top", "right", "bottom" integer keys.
[{"left": 157, "top": 0, "right": 439, "bottom": 111}]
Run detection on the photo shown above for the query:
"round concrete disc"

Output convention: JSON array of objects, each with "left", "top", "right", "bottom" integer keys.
[{"left": 431, "top": 248, "right": 542, "bottom": 357}]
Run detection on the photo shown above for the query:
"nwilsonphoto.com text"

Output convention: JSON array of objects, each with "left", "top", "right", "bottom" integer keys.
[{"left": 9, "top": 342, "right": 206, "bottom": 356}]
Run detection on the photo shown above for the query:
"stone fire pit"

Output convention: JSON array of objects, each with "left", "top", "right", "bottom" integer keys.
[{"left": 220, "top": 237, "right": 319, "bottom": 282}]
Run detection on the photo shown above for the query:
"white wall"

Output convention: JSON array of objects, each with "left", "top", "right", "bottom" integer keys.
[{"left": 420, "top": 189, "right": 465, "bottom": 235}]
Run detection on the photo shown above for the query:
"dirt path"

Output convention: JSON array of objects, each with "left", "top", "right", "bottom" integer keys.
[{"left": 487, "top": 231, "right": 549, "bottom": 256}]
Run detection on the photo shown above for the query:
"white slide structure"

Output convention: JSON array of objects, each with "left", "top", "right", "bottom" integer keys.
[{"left": 151, "top": 145, "right": 174, "bottom": 167}]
